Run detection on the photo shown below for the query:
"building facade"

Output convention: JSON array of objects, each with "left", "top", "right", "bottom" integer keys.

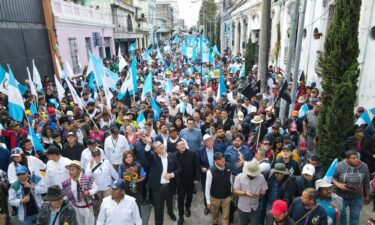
[
  {"left": 221, "top": 0, "right": 375, "bottom": 109},
  {"left": 52, "top": 0, "right": 115, "bottom": 74},
  {"left": 155, "top": 3, "right": 174, "bottom": 42}
]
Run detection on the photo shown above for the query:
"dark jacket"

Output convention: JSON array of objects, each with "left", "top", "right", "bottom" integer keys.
[
  {"left": 198, "top": 147, "right": 220, "bottom": 169},
  {"left": 288, "top": 197, "right": 328, "bottom": 225},
  {"left": 217, "top": 118, "right": 235, "bottom": 132},
  {"left": 213, "top": 137, "right": 231, "bottom": 153},
  {"left": 230, "top": 105, "right": 248, "bottom": 119},
  {"left": 0, "top": 181, "right": 8, "bottom": 216},
  {"left": 145, "top": 148, "right": 180, "bottom": 191},
  {"left": 174, "top": 149, "right": 200, "bottom": 184},
  {"left": 295, "top": 175, "right": 317, "bottom": 197},
  {"left": 265, "top": 213, "right": 295, "bottom": 225},
  {"left": 362, "top": 136, "right": 375, "bottom": 173},
  {"left": 267, "top": 175, "right": 296, "bottom": 205},
  {"left": 134, "top": 140, "right": 151, "bottom": 171},
  {"left": 37, "top": 200, "right": 78, "bottom": 225},
  {"left": 61, "top": 142, "right": 85, "bottom": 161}
]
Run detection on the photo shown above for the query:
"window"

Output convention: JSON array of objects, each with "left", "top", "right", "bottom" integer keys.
[
  {"left": 69, "top": 38, "right": 80, "bottom": 74},
  {"left": 127, "top": 14, "right": 133, "bottom": 32},
  {"left": 85, "top": 37, "right": 91, "bottom": 61}
]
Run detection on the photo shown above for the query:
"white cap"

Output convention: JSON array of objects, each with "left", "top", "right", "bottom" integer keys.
[
  {"left": 203, "top": 134, "right": 213, "bottom": 142},
  {"left": 315, "top": 178, "right": 333, "bottom": 190},
  {"left": 250, "top": 107, "right": 257, "bottom": 113},
  {"left": 302, "top": 164, "right": 315, "bottom": 176},
  {"left": 237, "top": 111, "right": 244, "bottom": 121}
]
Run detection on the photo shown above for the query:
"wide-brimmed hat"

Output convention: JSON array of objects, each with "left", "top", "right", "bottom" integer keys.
[
  {"left": 65, "top": 160, "right": 82, "bottom": 170},
  {"left": 315, "top": 178, "right": 333, "bottom": 190},
  {"left": 297, "top": 96, "right": 306, "bottom": 103},
  {"left": 270, "top": 163, "right": 289, "bottom": 176},
  {"left": 251, "top": 115, "right": 264, "bottom": 124},
  {"left": 43, "top": 185, "right": 66, "bottom": 201},
  {"left": 243, "top": 160, "right": 261, "bottom": 177}
]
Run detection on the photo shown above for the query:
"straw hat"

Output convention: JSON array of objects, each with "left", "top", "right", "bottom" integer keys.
[
  {"left": 251, "top": 115, "right": 264, "bottom": 124},
  {"left": 243, "top": 160, "right": 261, "bottom": 177}
]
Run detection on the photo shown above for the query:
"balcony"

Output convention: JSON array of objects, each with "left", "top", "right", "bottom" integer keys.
[{"left": 52, "top": 0, "right": 113, "bottom": 27}]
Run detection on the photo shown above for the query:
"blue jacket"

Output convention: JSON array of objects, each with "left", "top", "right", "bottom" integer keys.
[
  {"left": 133, "top": 140, "right": 150, "bottom": 171},
  {"left": 198, "top": 146, "right": 221, "bottom": 170},
  {"left": 224, "top": 145, "right": 253, "bottom": 175}
]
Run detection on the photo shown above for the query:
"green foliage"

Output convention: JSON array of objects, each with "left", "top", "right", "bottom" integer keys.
[
  {"left": 216, "top": 20, "right": 221, "bottom": 51},
  {"left": 317, "top": 0, "right": 362, "bottom": 168},
  {"left": 245, "top": 34, "right": 255, "bottom": 76}
]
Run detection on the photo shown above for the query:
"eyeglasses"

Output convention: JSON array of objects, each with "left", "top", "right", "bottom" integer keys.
[{"left": 263, "top": 142, "right": 270, "bottom": 145}]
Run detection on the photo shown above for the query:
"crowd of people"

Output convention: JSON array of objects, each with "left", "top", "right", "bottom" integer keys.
[{"left": 0, "top": 32, "right": 375, "bottom": 225}]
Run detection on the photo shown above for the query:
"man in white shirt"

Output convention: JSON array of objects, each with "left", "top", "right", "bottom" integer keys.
[
  {"left": 81, "top": 139, "right": 105, "bottom": 170},
  {"left": 104, "top": 126, "right": 130, "bottom": 171},
  {"left": 45, "top": 146, "right": 71, "bottom": 188},
  {"left": 97, "top": 180, "right": 142, "bottom": 225}
]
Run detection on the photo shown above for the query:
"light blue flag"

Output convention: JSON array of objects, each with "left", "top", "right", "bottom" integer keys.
[
  {"left": 0, "top": 65, "right": 6, "bottom": 83},
  {"left": 182, "top": 44, "right": 187, "bottom": 56},
  {"left": 323, "top": 158, "right": 338, "bottom": 183},
  {"left": 192, "top": 48, "right": 197, "bottom": 62},
  {"left": 18, "top": 83, "right": 28, "bottom": 96},
  {"left": 208, "top": 51, "right": 214, "bottom": 64},
  {"left": 131, "top": 55, "right": 138, "bottom": 93},
  {"left": 88, "top": 73, "right": 98, "bottom": 95},
  {"left": 170, "top": 62, "right": 174, "bottom": 71},
  {"left": 212, "top": 45, "right": 220, "bottom": 56},
  {"left": 150, "top": 97, "right": 161, "bottom": 121},
  {"left": 90, "top": 53, "right": 104, "bottom": 87},
  {"left": 216, "top": 67, "right": 227, "bottom": 100},
  {"left": 106, "top": 68, "right": 119, "bottom": 86},
  {"left": 30, "top": 102, "right": 38, "bottom": 115},
  {"left": 141, "top": 72, "right": 153, "bottom": 101},
  {"left": 163, "top": 78, "right": 173, "bottom": 94},
  {"left": 240, "top": 63, "right": 245, "bottom": 78},
  {"left": 356, "top": 111, "right": 371, "bottom": 126},
  {"left": 180, "top": 102, "right": 187, "bottom": 113},
  {"left": 370, "top": 107, "right": 375, "bottom": 117},
  {"left": 136, "top": 111, "right": 146, "bottom": 128},
  {"left": 298, "top": 104, "right": 309, "bottom": 119},
  {"left": 27, "top": 125, "right": 45, "bottom": 152},
  {"left": 200, "top": 35, "right": 203, "bottom": 62},
  {"left": 231, "top": 66, "right": 238, "bottom": 73},
  {"left": 128, "top": 42, "right": 136, "bottom": 54},
  {"left": 7, "top": 65, "right": 25, "bottom": 122},
  {"left": 0, "top": 123, "right": 4, "bottom": 131},
  {"left": 49, "top": 99, "right": 59, "bottom": 109}
]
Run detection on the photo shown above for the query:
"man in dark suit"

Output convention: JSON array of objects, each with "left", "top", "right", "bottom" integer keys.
[
  {"left": 144, "top": 139, "right": 180, "bottom": 225},
  {"left": 229, "top": 98, "right": 248, "bottom": 119},
  {"left": 198, "top": 134, "right": 221, "bottom": 214},
  {"left": 174, "top": 139, "right": 200, "bottom": 225},
  {"left": 217, "top": 110, "right": 234, "bottom": 132}
]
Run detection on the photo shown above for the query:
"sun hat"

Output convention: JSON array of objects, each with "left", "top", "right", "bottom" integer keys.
[
  {"left": 251, "top": 115, "right": 264, "bottom": 124},
  {"left": 43, "top": 185, "right": 66, "bottom": 201},
  {"left": 270, "top": 163, "right": 289, "bottom": 176},
  {"left": 315, "top": 178, "right": 333, "bottom": 190},
  {"left": 65, "top": 160, "right": 82, "bottom": 170},
  {"left": 243, "top": 160, "right": 261, "bottom": 177}
]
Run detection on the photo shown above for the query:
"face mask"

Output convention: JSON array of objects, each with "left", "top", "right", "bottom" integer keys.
[{"left": 247, "top": 175, "right": 256, "bottom": 180}]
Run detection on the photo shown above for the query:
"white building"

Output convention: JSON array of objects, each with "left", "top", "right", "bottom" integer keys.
[{"left": 221, "top": 0, "right": 375, "bottom": 109}]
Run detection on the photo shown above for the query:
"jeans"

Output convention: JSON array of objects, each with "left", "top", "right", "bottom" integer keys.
[
  {"left": 342, "top": 196, "right": 363, "bottom": 225},
  {"left": 21, "top": 214, "right": 38, "bottom": 225}
]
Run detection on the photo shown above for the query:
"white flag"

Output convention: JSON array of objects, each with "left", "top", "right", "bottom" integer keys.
[
  {"left": 27, "top": 67, "right": 37, "bottom": 98},
  {"left": 118, "top": 46, "right": 127, "bottom": 73},
  {"left": 65, "top": 76, "right": 83, "bottom": 109},
  {"left": 32, "top": 60, "right": 43, "bottom": 92},
  {"left": 0, "top": 72, "right": 9, "bottom": 95},
  {"left": 55, "top": 55, "right": 64, "bottom": 79},
  {"left": 65, "top": 61, "right": 75, "bottom": 78},
  {"left": 54, "top": 74, "right": 65, "bottom": 102}
]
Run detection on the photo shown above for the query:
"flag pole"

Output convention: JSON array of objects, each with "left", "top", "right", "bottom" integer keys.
[{"left": 255, "top": 122, "right": 262, "bottom": 151}]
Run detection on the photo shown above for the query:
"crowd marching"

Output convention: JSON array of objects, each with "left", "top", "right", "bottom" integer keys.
[{"left": 0, "top": 32, "right": 375, "bottom": 225}]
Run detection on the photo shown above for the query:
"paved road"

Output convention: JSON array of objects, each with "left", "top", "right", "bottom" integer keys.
[{"left": 9, "top": 187, "right": 374, "bottom": 224}]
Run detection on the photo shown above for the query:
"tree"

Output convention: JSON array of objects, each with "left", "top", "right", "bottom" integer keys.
[
  {"left": 198, "top": 0, "right": 217, "bottom": 43},
  {"left": 317, "top": 0, "right": 362, "bottom": 168},
  {"left": 215, "top": 19, "right": 221, "bottom": 51},
  {"left": 244, "top": 35, "right": 255, "bottom": 76}
]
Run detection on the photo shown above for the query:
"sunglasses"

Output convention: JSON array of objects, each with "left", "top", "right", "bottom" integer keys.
[{"left": 263, "top": 143, "right": 270, "bottom": 145}]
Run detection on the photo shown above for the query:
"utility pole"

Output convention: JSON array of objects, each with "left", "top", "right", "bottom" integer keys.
[
  {"left": 258, "top": 0, "right": 271, "bottom": 92},
  {"left": 289, "top": 0, "right": 308, "bottom": 116},
  {"left": 279, "top": 0, "right": 300, "bottom": 122}
]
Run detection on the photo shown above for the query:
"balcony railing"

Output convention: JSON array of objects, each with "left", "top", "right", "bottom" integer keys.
[{"left": 52, "top": 0, "right": 113, "bottom": 26}]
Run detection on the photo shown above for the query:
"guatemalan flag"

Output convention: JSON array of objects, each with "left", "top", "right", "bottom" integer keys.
[
  {"left": 355, "top": 111, "right": 371, "bottom": 126},
  {"left": 28, "top": 125, "right": 45, "bottom": 152},
  {"left": 136, "top": 112, "right": 146, "bottom": 128},
  {"left": 216, "top": 67, "right": 227, "bottom": 100},
  {"left": 298, "top": 104, "right": 309, "bottom": 119},
  {"left": 7, "top": 66, "right": 25, "bottom": 122}
]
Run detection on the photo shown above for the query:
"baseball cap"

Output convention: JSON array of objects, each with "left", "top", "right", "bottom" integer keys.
[
  {"left": 270, "top": 200, "right": 288, "bottom": 217},
  {"left": 67, "top": 132, "right": 75, "bottom": 137},
  {"left": 112, "top": 180, "right": 126, "bottom": 190},
  {"left": 203, "top": 134, "right": 213, "bottom": 142},
  {"left": 302, "top": 164, "right": 315, "bottom": 176},
  {"left": 16, "top": 166, "right": 28, "bottom": 175},
  {"left": 11, "top": 148, "right": 23, "bottom": 157}
]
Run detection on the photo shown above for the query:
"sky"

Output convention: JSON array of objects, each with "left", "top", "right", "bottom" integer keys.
[{"left": 177, "top": 0, "right": 202, "bottom": 28}]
